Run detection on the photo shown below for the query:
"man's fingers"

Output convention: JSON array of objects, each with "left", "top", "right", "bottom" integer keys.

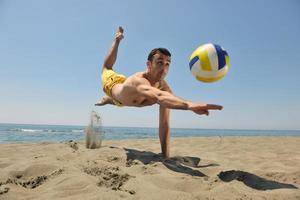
[
  {"left": 206, "top": 104, "right": 223, "bottom": 110},
  {"left": 194, "top": 109, "right": 209, "bottom": 116},
  {"left": 201, "top": 110, "right": 209, "bottom": 116}
]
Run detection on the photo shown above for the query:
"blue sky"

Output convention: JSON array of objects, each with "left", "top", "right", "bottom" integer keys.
[{"left": 0, "top": 0, "right": 299, "bottom": 130}]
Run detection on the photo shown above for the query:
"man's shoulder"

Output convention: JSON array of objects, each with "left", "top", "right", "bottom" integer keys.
[
  {"left": 158, "top": 80, "right": 172, "bottom": 92},
  {"left": 131, "top": 71, "right": 146, "bottom": 78},
  {"left": 126, "top": 72, "right": 150, "bottom": 85}
]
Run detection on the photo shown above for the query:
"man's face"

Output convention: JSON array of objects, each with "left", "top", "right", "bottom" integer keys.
[{"left": 147, "top": 52, "right": 171, "bottom": 82}]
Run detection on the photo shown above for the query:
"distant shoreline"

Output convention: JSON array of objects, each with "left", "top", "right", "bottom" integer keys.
[
  {"left": 0, "top": 122, "right": 299, "bottom": 131},
  {"left": 1, "top": 123, "right": 300, "bottom": 144}
]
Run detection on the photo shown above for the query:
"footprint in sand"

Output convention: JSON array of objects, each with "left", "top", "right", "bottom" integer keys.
[
  {"left": 0, "top": 186, "right": 9, "bottom": 195},
  {"left": 140, "top": 165, "right": 159, "bottom": 175},
  {"left": 126, "top": 159, "right": 140, "bottom": 167},
  {"left": 107, "top": 156, "right": 121, "bottom": 162},
  {"left": 4, "top": 164, "right": 63, "bottom": 189},
  {"left": 66, "top": 140, "right": 79, "bottom": 151},
  {"left": 83, "top": 165, "right": 135, "bottom": 194}
]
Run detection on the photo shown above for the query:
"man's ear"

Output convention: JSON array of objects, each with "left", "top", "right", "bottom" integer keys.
[{"left": 146, "top": 60, "right": 151, "bottom": 69}]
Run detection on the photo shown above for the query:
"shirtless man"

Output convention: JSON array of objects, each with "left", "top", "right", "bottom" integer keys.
[{"left": 96, "top": 26, "right": 223, "bottom": 158}]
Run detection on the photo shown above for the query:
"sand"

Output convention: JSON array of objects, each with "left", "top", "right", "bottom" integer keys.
[{"left": 0, "top": 137, "right": 299, "bottom": 200}]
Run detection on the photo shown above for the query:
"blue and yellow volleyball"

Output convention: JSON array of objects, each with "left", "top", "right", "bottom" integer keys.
[{"left": 189, "top": 43, "right": 230, "bottom": 83}]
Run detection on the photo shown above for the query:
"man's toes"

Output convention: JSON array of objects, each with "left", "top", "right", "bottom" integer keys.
[{"left": 95, "top": 100, "right": 106, "bottom": 106}]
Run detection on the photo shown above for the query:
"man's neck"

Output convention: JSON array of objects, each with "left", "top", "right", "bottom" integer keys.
[{"left": 143, "top": 71, "right": 157, "bottom": 86}]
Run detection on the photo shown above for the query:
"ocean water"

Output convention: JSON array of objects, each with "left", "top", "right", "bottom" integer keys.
[{"left": 0, "top": 123, "right": 299, "bottom": 144}]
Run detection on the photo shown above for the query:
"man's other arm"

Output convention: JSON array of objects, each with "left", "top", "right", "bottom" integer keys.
[{"left": 158, "top": 81, "right": 172, "bottom": 158}]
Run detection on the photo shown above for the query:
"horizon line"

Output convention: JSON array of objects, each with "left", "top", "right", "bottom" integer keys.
[{"left": 0, "top": 122, "right": 299, "bottom": 132}]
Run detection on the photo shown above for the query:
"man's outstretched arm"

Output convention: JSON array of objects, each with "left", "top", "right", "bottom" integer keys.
[
  {"left": 103, "top": 26, "right": 124, "bottom": 69},
  {"left": 137, "top": 84, "right": 223, "bottom": 115}
]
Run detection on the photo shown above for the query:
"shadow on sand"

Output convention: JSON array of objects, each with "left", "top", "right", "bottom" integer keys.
[
  {"left": 117, "top": 147, "right": 298, "bottom": 190},
  {"left": 124, "top": 148, "right": 219, "bottom": 177},
  {"left": 218, "top": 170, "right": 298, "bottom": 190}
]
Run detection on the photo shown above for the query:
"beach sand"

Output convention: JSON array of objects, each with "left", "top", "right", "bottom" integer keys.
[{"left": 0, "top": 137, "right": 299, "bottom": 200}]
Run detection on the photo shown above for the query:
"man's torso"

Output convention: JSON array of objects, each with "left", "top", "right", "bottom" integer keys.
[{"left": 111, "top": 72, "right": 169, "bottom": 107}]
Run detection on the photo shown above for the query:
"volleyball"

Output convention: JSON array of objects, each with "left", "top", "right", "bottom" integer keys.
[{"left": 189, "top": 43, "right": 230, "bottom": 83}]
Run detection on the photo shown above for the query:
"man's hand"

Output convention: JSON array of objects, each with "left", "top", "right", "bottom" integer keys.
[
  {"left": 188, "top": 103, "right": 223, "bottom": 116},
  {"left": 115, "top": 26, "right": 124, "bottom": 42}
]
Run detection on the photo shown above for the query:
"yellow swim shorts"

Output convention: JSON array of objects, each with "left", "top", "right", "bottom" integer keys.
[{"left": 101, "top": 68, "right": 127, "bottom": 106}]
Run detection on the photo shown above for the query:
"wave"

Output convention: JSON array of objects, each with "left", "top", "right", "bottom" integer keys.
[
  {"left": 6, "top": 128, "right": 43, "bottom": 133},
  {"left": 5, "top": 128, "right": 84, "bottom": 133},
  {"left": 22, "top": 129, "right": 42, "bottom": 132},
  {"left": 71, "top": 130, "right": 84, "bottom": 133}
]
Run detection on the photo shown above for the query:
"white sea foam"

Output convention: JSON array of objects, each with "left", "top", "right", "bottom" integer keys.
[
  {"left": 71, "top": 130, "right": 84, "bottom": 133},
  {"left": 20, "top": 129, "right": 42, "bottom": 132}
]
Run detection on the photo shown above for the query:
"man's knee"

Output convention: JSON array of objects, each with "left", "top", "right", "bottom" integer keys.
[{"left": 102, "top": 64, "right": 113, "bottom": 71}]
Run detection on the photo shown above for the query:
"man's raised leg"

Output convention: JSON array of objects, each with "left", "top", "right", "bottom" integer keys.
[
  {"left": 96, "top": 26, "right": 124, "bottom": 106},
  {"left": 102, "top": 26, "right": 124, "bottom": 71}
]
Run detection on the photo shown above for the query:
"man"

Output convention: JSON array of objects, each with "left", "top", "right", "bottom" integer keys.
[{"left": 96, "top": 26, "right": 223, "bottom": 158}]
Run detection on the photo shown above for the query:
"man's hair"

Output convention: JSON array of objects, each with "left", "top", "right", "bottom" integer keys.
[{"left": 147, "top": 48, "right": 171, "bottom": 61}]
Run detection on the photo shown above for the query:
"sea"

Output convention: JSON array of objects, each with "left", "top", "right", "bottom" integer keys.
[{"left": 0, "top": 123, "right": 299, "bottom": 144}]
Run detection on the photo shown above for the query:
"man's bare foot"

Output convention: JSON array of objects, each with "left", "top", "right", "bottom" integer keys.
[
  {"left": 115, "top": 26, "right": 124, "bottom": 41},
  {"left": 95, "top": 96, "right": 114, "bottom": 106}
]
